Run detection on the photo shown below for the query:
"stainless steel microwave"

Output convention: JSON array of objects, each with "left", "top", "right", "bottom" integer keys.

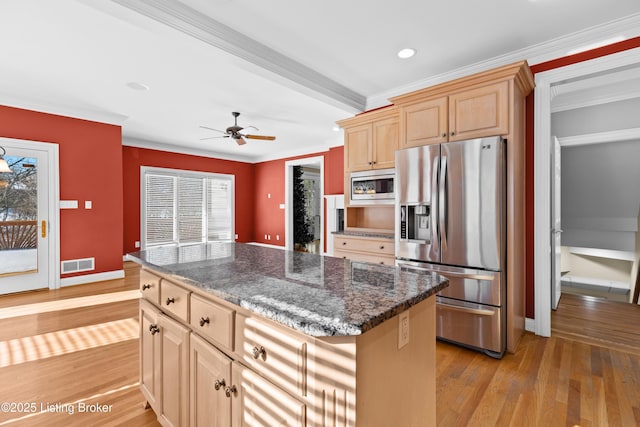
[{"left": 349, "top": 168, "right": 395, "bottom": 205}]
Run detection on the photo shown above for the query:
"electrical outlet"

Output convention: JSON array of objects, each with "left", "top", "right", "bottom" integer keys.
[
  {"left": 134, "top": 241, "right": 140, "bottom": 248},
  {"left": 398, "top": 311, "right": 410, "bottom": 349}
]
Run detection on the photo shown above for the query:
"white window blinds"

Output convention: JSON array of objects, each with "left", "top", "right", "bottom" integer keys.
[{"left": 142, "top": 167, "right": 234, "bottom": 248}]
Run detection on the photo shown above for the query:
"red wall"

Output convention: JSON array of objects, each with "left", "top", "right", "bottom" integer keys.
[
  {"left": 0, "top": 105, "right": 123, "bottom": 277},
  {"left": 524, "top": 36, "right": 640, "bottom": 318},
  {"left": 253, "top": 146, "right": 344, "bottom": 247},
  {"left": 122, "top": 146, "right": 255, "bottom": 254}
]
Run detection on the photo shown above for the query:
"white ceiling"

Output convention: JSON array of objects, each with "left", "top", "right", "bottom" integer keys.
[{"left": 1, "top": 0, "right": 640, "bottom": 163}]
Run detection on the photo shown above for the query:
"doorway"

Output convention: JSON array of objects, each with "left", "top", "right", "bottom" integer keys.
[
  {"left": 284, "top": 157, "right": 324, "bottom": 253},
  {"left": 0, "top": 138, "right": 59, "bottom": 294},
  {"left": 534, "top": 46, "right": 640, "bottom": 336}
]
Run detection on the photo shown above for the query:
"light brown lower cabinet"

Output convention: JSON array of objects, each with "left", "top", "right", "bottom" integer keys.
[
  {"left": 140, "top": 299, "right": 189, "bottom": 427},
  {"left": 140, "top": 268, "right": 437, "bottom": 427},
  {"left": 190, "top": 333, "right": 231, "bottom": 426}
]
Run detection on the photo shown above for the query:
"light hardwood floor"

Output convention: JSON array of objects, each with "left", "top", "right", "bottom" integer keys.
[{"left": 0, "top": 265, "right": 639, "bottom": 426}]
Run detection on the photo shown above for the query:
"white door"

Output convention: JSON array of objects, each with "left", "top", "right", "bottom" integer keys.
[
  {"left": 551, "top": 136, "right": 562, "bottom": 310},
  {"left": 0, "top": 144, "right": 50, "bottom": 294}
]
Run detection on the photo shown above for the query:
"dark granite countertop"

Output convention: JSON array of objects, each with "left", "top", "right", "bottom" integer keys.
[{"left": 127, "top": 243, "right": 448, "bottom": 337}]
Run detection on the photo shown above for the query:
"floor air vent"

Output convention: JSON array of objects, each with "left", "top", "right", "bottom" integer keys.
[{"left": 61, "top": 257, "right": 95, "bottom": 274}]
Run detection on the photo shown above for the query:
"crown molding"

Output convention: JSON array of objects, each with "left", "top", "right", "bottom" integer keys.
[
  {"left": 367, "top": 13, "right": 640, "bottom": 109},
  {"left": 109, "top": 0, "right": 366, "bottom": 113},
  {"left": 0, "top": 93, "right": 128, "bottom": 126},
  {"left": 557, "top": 127, "right": 640, "bottom": 147},
  {"left": 122, "top": 136, "right": 255, "bottom": 163},
  {"left": 122, "top": 136, "right": 333, "bottom": 164},
  {"left": 551, "top": 87, "right": 640, "bottom": 112}
]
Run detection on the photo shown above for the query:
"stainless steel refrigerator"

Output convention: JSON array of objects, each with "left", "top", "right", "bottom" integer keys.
[{"left": 395, "top": 136, "right": 506, "bottom": 358}]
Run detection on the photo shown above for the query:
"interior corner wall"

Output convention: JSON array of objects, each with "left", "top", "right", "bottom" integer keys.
[
  {"left": 121, "top": 146, "right": 255, "bottom": 254},
  {"left": 525, "top": 36, "right": 640, "bottom": 318},
  {"left": 0, "top": 105, "right": 123, "bottom": 278},
  {"left": 253, "top": 146, "right": 344, "bottom": 247}
]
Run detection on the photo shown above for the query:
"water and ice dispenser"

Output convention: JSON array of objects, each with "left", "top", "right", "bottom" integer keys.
[{"left": 399, "top": 204, "right": 431, "bottom": 243}]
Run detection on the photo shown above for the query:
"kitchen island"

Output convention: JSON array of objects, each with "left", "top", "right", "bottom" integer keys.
[{"left": 128, "top": 242, "right": 448, "bottom": 427}]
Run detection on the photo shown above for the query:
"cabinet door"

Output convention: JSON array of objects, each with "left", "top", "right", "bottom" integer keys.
[
  {"left": 190, "top": 333, "right": 232, "bottom": 427},
  {"left": 344, "top": 124, "right": 372, "bottom": 172},
  {"left": 159, "top": 313, "right": 190, "bottom": 427},
  {"left": 401, "top": 97, "right": 448, "bottom": 148},
  {"left": 231, "top": 362, "right": 306, "bottom": 427},
  {"left": 140, "top": 300, "right": 162, "bottom": 414},
  {"left": 448, "top": 81, "right": 509, "bottom": 141},
  {"left": 372, "top": 117, "right": 398, "bottom": 169}
]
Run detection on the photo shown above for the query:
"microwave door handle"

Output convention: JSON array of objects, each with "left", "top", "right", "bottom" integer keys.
[{"left": 439, "top": 156, "right": 448, "bottom": 251}]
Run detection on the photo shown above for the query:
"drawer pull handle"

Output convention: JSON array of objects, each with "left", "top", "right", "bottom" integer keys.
[
  {"left": 149, "top": 324, "right": 160, "bottom": 335},
  {"left": 142, "top": 283, "right": 151, "bottom": 290},
  {"left": 252, "top": 345, "right": 266, "bottom": 360},
  {"left": 165, "top": 297, "right": 175, "bottom": 305},
  {"left": 214, "top": 379, "right": 226, "bottom": 390},
  {"left": 199, "top": 317, "right": 210, "bottom": 327},
  {"left": 379, "top": 245, "right": 384, "bottom": 249},
  {"left": 225, "top": 385, "right": 237, "bottom": 398},
  {"left": 342, "top": 242, "right": 347, "bottom": 245}
]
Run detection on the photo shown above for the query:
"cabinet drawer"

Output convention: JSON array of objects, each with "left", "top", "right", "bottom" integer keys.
[
  {"left": 140, "top": 269, "right": 161, "bottom": 304},
  {"left": 334, "top": 236, "right": 394, "bottom": 255},
  {"left": 160, "top": 279, "right": 190, "bottom": 323},
  {"left": 235, "top": 312, "right": 307, "bottom": 398},
  {"left": 190, "top": 294, "right": 235, "bottom": 352},
  {"left": 334, "top": 249, "right": 395, "bottom": 266}
]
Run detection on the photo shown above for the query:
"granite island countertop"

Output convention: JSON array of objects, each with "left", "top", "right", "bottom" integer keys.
[{"left": 127, "top": 242, "right": 448, "bottom": 337}]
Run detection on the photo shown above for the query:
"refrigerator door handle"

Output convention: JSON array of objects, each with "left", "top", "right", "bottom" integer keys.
[
  {"left": 431, "top": 155, "right": 440, "bottom": 256},
  {"left": 439, "top": 155, "right": 448, "bottom": 251},
  {"left": 437, "top": 300, "right": 496, "bottom": 316}
]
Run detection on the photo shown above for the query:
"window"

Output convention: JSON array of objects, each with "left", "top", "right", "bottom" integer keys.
[{"left": 141, "top": 167, "right": 234, "bottom": 249}]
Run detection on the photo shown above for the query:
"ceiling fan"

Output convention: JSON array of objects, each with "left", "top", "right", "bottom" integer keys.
[{"left": 200, "top": 112, "right": 276, "bottom": 146}]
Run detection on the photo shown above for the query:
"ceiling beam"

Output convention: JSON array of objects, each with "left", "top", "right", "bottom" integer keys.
[{"left": 109, "top": 0, "right": 366, "bottom": 112}]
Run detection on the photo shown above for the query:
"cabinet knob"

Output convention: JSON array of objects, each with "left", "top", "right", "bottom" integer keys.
[
  {"left": 368, "top": 161, "right": 373, "bottom": 165},
  {"left": 450, "top": 131, "right": 455, "bottom": 136},
  {"left": 379, "top": 245, "right": 384, "bottom": 250},
  {"left": 252, "top": 345, "right": 267, "bottom": 360},
  {"left": 225, "top": 385, "right": 237, "bottom": 398},
  {"left": 142, "top": 283, "right": 151, "bottom": 290},
  {"left": 442, "top": 133, "right": 447, "bottom": 138},
  {"left": 199, "top": 316, "right": 210, "bottom": 327},
  {"left": 165, "top": 297, "right": 175, "bottom": 305},
  {"left": 342, "top": 241, "right": 347, "bottom": 245},
  {"left": 214, "top": 379, "right": 226, "bottom": 391},
  {"left": 149, "top": 324, "right": 160, "bottom": 335}
]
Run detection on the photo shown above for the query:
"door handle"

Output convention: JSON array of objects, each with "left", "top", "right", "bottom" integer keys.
[{"left": 41, "top": 220, "right": 47, "bottom": 238}]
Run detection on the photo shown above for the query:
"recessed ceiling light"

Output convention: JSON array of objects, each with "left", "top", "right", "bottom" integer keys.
[
  {"left": 567, "top": 36, "right": 626, "bottom": 55},
  {"left": 397, "top": 48, "right": 416, "bottom": 59},
  {"left": 126, "top": 82, "right": 150, "bottom": 91}
]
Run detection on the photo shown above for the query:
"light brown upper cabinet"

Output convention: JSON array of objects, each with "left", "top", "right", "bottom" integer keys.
[
  {"left": 398, "top": 81, "right": 509, "bottom": 148},
  {"left": 338, "top": 106, "right": 398, "bottom": 172}
]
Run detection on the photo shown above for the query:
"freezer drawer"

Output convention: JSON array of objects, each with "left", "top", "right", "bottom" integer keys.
[
  {"left": 436, "top": 296, "right": 504, "bottom": 356},
  {"left": 396, "top": 261, "right": 502, "bottom": 306}
]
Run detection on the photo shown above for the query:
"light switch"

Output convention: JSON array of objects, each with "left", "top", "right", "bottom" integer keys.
[{"left": 85, "top": 200, "right": 92, "bottom": 209}]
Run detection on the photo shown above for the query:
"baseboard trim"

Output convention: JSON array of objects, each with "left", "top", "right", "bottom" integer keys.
[
  {"left": 60, "top": 270, "right": 125, "bottom": 287},
  {"left": 525, "top": 317, "right": 535, "bottom": 333}
]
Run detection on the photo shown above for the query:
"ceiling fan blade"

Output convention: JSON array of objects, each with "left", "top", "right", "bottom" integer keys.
[
  {"left": 235, "top": 136, "right": 247, "bottom": 145},
  {"left": 244, "top": 134, "right": 276, "bottom": 141},
  {"left": 199, "top": 126, "right": 227, "bottom": 134},
  {"left": 200, "top": 135, "right": 229, "bottom": 140}
]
